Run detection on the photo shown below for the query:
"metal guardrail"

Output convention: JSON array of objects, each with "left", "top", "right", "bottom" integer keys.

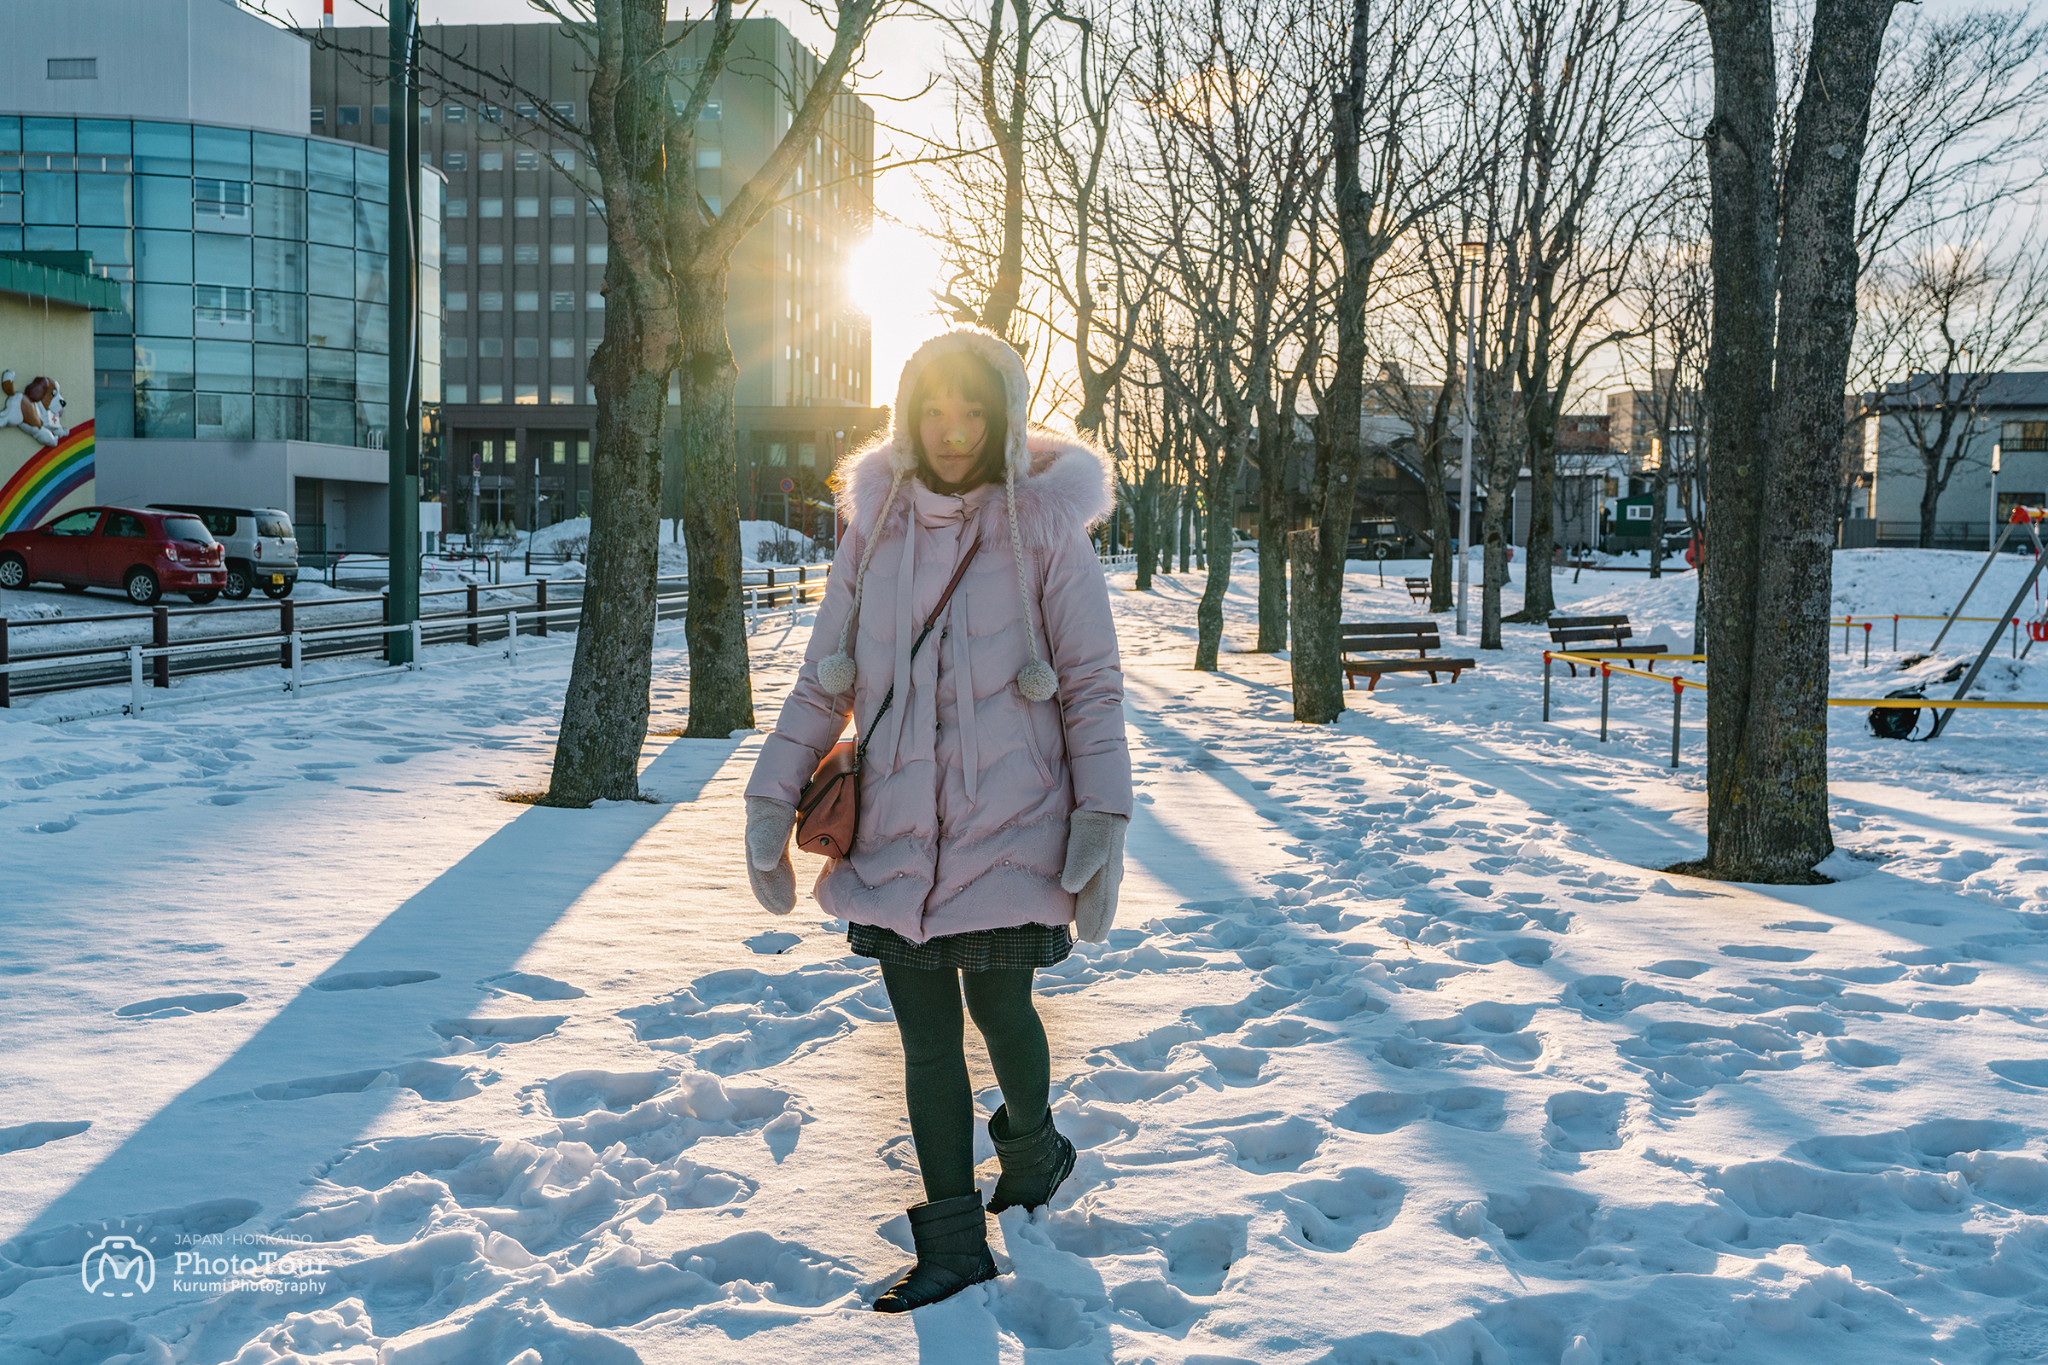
[{"left": 0, "top": 561, "right": 835, "bottom": 712}]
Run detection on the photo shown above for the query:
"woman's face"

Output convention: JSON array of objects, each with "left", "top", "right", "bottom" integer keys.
[{"left": 919, "top": 384, "right": 988, "bottom": 488}]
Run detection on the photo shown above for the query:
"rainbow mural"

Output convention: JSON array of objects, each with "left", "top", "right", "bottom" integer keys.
[{"left": 0, "top": 420, "right": 94, "bottom": 534}]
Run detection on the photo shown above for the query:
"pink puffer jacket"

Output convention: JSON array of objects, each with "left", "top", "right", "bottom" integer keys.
[{"left": 747, "top": 329, "right": 1132, "bottom": 942}]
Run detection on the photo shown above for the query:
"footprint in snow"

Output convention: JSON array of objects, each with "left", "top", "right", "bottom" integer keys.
[
  {"left": 431, "top": 1015, "right": 565, "bottom": 1044},
  {"left": 1268, "top": 1168, "right": 1404, "bottom": 1251},
  {"left": 481, "top": 970, "right": 586, "bottom": 1000},
  {"left": 1543, "top": 1092, "right": 1628, "bottom": 1154},
  {"left": 310, "top": 969, "right": 440, "bottom": 992},
  {"left": 115, "top": 992, "right": 247, "bottom": 1019},
  {"left": 0, "top": 1119, "right": 91, "bottom": 1154}
]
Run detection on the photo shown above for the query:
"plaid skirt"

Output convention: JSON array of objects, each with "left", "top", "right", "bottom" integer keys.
[{"left": 848, "top": 920, "right": 1074, "bottom": 972}]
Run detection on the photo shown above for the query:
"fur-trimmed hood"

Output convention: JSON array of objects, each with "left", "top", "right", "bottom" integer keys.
[{"left": 838, "top": 327, "right": 1114, "bottom": 545}]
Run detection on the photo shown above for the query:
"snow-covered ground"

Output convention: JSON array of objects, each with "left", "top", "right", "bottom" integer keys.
[{"left": 1, "top": 550, "right": 2045, "bottom": 1363}]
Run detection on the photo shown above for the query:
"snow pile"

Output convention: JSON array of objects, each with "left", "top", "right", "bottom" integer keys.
[{"left": 0, "top": 548, "right": 2044, "bottom": 1362}]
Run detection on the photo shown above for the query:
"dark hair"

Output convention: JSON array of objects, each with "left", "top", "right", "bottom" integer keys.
[{"left": 911, "top": 350, "right": 1008, "bottom": 490}]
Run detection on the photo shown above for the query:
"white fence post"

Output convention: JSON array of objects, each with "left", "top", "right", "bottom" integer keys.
[
  {"left": 410, "top": 619, "right": 424, "bottom": 668},
  {"left": 289, "top": 632, "right": 303, "bottom": 695},
  {"left": 128, "top": 645, "right": 144, "bottom": 716},
  {"left": 505, "top": 611, "right": 519, "bottom": 665}
]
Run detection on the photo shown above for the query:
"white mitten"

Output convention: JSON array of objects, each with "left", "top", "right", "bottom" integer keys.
[
  {"left": 1059, "top": 810, "right": 1129, "bottom": 943},
  {"left": 744, "top": 796, "right": 798, "bottom": 915}
]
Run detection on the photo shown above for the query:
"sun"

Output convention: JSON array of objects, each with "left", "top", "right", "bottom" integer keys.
[{"left": 848, "top": 223, "right": 941, "bottom": 324}]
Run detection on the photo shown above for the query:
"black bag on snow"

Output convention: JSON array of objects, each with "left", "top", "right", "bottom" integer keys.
[{"left": 1868, "top": 685, "right": 1926, "bottom": 741}]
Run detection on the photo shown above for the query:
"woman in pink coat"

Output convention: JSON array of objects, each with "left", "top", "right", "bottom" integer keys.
[{"left": 744, "top": 327, "right": 1132, "bottom": 1312}]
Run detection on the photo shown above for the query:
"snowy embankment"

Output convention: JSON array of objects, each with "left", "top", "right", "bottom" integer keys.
[{"left": 0, "top": 551, "right": 2044, "bottom": 1363}]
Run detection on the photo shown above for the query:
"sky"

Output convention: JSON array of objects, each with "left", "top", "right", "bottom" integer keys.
[{"left": 280, "top": 0, "right": 958, "bottom": 398}]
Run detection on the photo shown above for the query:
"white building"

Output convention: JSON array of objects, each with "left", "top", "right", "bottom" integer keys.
[{"left": 1868, "top": 372, "right": 2048, "bottom": 549}]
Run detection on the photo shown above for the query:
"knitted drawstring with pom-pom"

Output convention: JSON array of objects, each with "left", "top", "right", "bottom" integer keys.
[
  {"left": 817, "top": 468, "right": 903, "bottom": 695},
  {"left": 1007, "top": 459, "right": 1059, "bottom": 702}
]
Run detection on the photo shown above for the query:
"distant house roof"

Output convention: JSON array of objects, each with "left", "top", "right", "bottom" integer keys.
[
  {"left": 0, "top": 252, "right": 124, "bottom": 313},
  {"left": 1877, "top": 370, "right": 2048, "bottom": 411}
]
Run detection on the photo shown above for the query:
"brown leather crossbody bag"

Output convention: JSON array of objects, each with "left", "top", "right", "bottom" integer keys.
[{"left": 795, "top": 533, "right": 982, "bottom": 858}]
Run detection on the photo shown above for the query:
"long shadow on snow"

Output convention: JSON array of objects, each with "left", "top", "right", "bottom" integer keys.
[{"left": 0, "top": 739, "right": 737, "bottom": 1290}]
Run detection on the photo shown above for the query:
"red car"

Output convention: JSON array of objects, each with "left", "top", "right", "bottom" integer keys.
[{"left": 0, "top": 506, "right": 228, "bottom": 605}]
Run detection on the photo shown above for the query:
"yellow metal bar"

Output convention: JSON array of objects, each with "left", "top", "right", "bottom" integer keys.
[{"left": 1550, "top": 653, "right": 2048, "bottom": 710}]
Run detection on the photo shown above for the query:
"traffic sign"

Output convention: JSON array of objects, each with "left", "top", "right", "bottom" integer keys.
[{"left": 779, "top": 478, "right": 795, "bottom": 493}]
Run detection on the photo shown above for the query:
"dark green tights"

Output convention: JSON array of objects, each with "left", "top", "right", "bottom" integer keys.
[{"left": 880, "top": 962, "right": 1051, "bottom": 1204}]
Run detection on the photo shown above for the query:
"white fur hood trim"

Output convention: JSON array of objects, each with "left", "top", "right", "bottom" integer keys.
[{"left": 841, "top": 426, "right": 1114, "bottom": 547}]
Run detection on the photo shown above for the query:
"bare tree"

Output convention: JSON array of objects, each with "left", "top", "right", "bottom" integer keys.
[{"left": 1695, "top": 0, "right": 1897, "bottom": 882}]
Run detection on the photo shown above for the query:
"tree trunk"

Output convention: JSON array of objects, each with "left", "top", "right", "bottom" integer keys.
[
  {"left": 1701, "top": 0, "right": 1894, "bottom": 881},
  {"left": 675, "top": 270, "right": 754, "bottom": 738},
  {"left": 1517, "top": 422, "right": 1558, "bottom": 619},
  {"left": 1256, "top": 455, "right": 1289, "bottom": 652},
  {"left": 545, "top": 0, "right": 675, "bottom": 807},
  {"left": 1179, "top": 475, "right": 1194, "bottom": 572},
  {"left": 1134, "top": 465, "right": 1156, "bottom": 591},
  {"left": 1193, "top": 449, "right": 1241, "bottom": 670},
  {"left": 1648, "top": 457, "right": 1670, "bottom": 577},
  {"left": 1479, "top": 475, "right": 1510, "bottom": 650},
  {"left": 1916, "top": 456, "right": 1942, "bottom": 548},
  {"left": 1289, "top": 527, "right": 1341, "bottom": 720}
]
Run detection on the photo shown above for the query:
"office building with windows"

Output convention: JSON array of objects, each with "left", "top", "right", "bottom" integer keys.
[
  {"left": 310, "top": 18, "right": 882, "bottom": 536},
  {"left": 0, "top": 0, "right": 441, "bottom": 554}
]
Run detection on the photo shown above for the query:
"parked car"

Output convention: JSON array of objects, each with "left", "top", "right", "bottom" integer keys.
[
  {"left": 149, "top": 504, "right": 298, "bottom": 599},
  {"left": 0, "top": 505, "right": 226, "bottom": 604}
]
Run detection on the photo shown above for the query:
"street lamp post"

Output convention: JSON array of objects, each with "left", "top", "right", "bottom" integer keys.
[
  {"left": 385, "top": 0, "right": 420, "bottom": 663},
  {"left": 1991, "top": 441, "right": 2002, "bottom": 550},
  {"left": 1456, "top": 238, "right": 1484, "bottom": 636}
]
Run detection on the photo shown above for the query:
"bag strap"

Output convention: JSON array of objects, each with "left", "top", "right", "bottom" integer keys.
[{"left": 855, "top": 531, "right": 982, "bottom": 768}]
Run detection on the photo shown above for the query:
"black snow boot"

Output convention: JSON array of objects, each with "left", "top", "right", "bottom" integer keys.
[
  {"left": 986, "top": 1104, "right": 1076, "bottom": 1214},
  {"left": 872, "top": 1193, "right": 997, "bottom": 1313}
]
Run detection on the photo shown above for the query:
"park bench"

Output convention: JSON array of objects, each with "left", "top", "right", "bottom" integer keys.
[
  {"left": 1548, "top": 614, "right": 1667, "bottom": 675},
  {"left": 1404, "top": 576, "right": 1431, "bottom": 605},
  {"left": 1340, "top": 622, "right": 1476, "bottom": 692}
]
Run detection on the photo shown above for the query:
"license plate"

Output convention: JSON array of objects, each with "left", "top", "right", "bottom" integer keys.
[
  {"left": 195, "top": 573, "right": 215, "bottom": 582},
  {"left": 271, "top": 574, "right": 284, "bottom": 584}
]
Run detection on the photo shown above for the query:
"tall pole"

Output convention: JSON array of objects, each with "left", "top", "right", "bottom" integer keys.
[
  {"left": 386, "top": 0, "right": 420, "bottom": 663},
  {"left": 1990, "top": 441, "right": 2002, "bottom": 551},
  {"left": 1457, "top": 240, "right": 1482, "bottom": 636}
]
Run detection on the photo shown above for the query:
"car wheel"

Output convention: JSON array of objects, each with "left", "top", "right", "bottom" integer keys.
[
  {"left": 223, "top": 564, "right": 253, "bottom": 600},
  {"left": 186, "top": 590, "right": 220, "bottom": 605},
  {"left": 261, "top": 579, "right": 294, "bottom": 599},
  {"left": 0, "top": 554, "right": 25, "bottom": 589},
  {"left": 124, "top": 568, "right": 161, "bottom": 605}
]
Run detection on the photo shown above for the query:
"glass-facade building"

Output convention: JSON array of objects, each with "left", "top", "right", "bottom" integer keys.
[{"left": 0, "top": 114, "right": 437, "bottom": 449}]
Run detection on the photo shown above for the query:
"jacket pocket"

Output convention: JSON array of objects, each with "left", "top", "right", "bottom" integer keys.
[{"left": 1015, "top": 692, "right": 1055, "bottom": 786}]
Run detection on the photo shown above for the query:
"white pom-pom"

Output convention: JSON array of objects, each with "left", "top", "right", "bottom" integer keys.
[
  {"left": 818, "top": 651, "right": 856, "bottom": 695},
  {"left": 1015, "top": 658, "right": 1058, "bottom": 702}
]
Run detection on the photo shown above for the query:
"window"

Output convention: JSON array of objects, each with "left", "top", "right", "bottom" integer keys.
[
  {"left": 767, "top": 443, "right": 788, "bottom": 467},
  {"left": 587, "top": 291, "right": 605, "bottom": 310},
  {"left": 515, "top": 150, "right": 541, "bottom": 171},
  {"left": 550, "top": 150, "right": 576, "bottom": 172},
  {"left": 514, "top": 337, "right": 539, "bottom": 358},
  {"left": 550, "top": 337, "right": 574, "bottom": 358},
  {"left": 2002, "top": 420, "right": 2048, "bottom": 451},
  {"left": 309, "top": 107, "right": 325, "bottom": 128},
  {"left": 586, "top": 244, "right": 607, "bottom": 264},
  {"left": 480, "top": 198, "right": 503, "bottom": 218},
  {"left": 480, "top": 291, "right": 503, "bottom": 311},
  {"left": 339, "top": 106, "right": 361, "bottom": 126},
  {"left": 196, "top": 285, "right": 254, "bottom": 323},
  {"left": 447, "top": 199, "right": 467, "bottom": 218},
  {"left": 515, "top": 103, "right": 536, "bottom": 120},
  {"left": 551, "top": 102, "right": 574, "bottom": 121},
  {"left": 514, "top": 291, "right": 538, "bottom": 311},
  {"left": 480, "top": 383, "right": 503, "bottom": 402},
  {"left": 701, "top": 100, "right": 722, "bottom": 121},
  {"left": 551, "top": 196, "right": 576, "bottom": 217},
  {"left": 49, "top": 58, "right": 98, "bottom": 80},
  {"left": 480, "top": 152, "right": 503, "bottom": 172},
  {"left": 551, "top": 291, "right": 575, "bottom": 311},
  {"left": 515, "top": 384, "right": 538, "bottom": 403},
  {"left": 446, "top": 291, "right": 467, "bottom": 310},
  {"left": 446, "top": 244, "right": 467, "bottom": 265},
  {"left": 481, "top": 105, "right": 502, "bottom": 123},
  {"left": 696, "top": 148, "right": 722, "bottom": 169},
  {"left": 578, "top": 440, "right": 590, "bottom": 464},
  {"left": 514, "top": 198, "right": 539, "bottom": 218},
  {"left": 479, "top": 337, "right": 503, "bottom": 357},
  {"left": 106, "top": 512, "right": 147, "bottom": 538},
  {"left": 445, "top": 336, "right": 468, "bottom": 358},
  {"left": 550, "top": 244, "right": 574, "bottom": 264},
  {"left": 46, "top": 510, "right": 99, "bottom": 535},
  {"left": 446, "top": 105, "right": 467, "bottom": 123},
  {"left": 799, "top": 443, "right": 816, "bottom": 468},
  {"left": 444, "top": 151, "right": 467, "bottom": 172},
  {"left": 446, "top": 383, "right": 467, "bottom": 403},
  {"left": 373, "top": 106, "right": 390, "bottom": 125},
  {"left": 514, "top": 244, "right": 539, "bottom": 264},
  {"left": 479, "top": 244, "right": 503, "bottom": 264},
  {"left": 550, "top": 385, "right": 575, "bottom": 404}
]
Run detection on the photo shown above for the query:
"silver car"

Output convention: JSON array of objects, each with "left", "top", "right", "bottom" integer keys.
[{"left": 149, "top": 504, "right": 299, "bottom": 599}]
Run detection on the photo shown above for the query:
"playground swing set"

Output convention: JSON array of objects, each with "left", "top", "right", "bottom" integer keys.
[{"left": 1884, "top": 505, "right": 2048, "bottom": 740}]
